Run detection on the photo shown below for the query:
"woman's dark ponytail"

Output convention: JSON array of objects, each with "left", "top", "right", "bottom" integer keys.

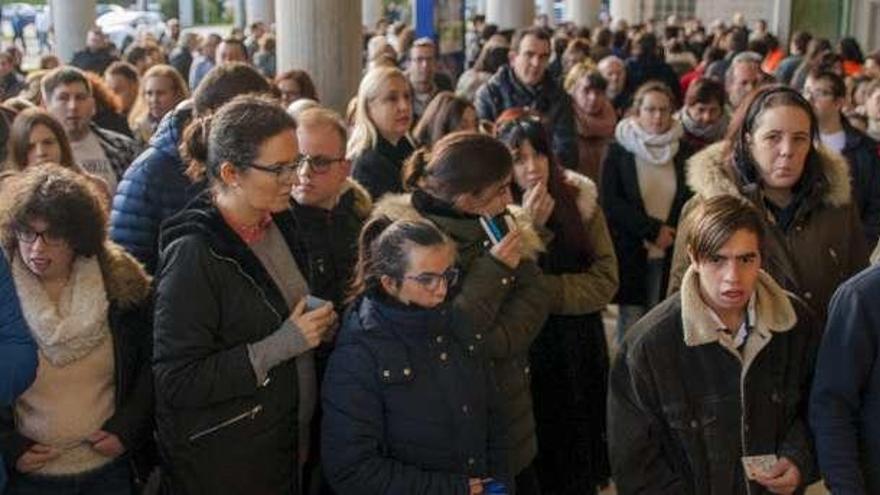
[
  {"left": 348, "top": 214, "right": 394, "bottom": 302},
  {"left": 402, "top": 147, "right": 431, "bottom": 192},
  {"left": 181, "top": 114, "right": 213, "bottom": 182}
]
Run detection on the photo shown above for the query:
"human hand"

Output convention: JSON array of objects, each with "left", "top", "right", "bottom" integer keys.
[
  {"left": 489, "top": 228, "right": 522, "bottom": 269},
  {"left": 522, "top": 183, "right": 555, "bottom": 227},
  {"left": 754, "top": 457, "right": 802, "bottom": 495},
  {"left": 88, "top": 430, "right": 126, "bottom": 458},
  {"left": 291, "top": 298, "right": 337, "bottom": 349},
  {"left": 15, "top": 444, "right": 60, "bottom": 473},
  {"left": 654, "top": 225, "right": 676, "bottom": 250}
]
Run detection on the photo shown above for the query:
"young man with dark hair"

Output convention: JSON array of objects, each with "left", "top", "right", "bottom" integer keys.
[
  {"left": 475, "top": 26, "right": 579, "bottom": 168},
  {"left": 41, "top": 66, "right": 140, "bottom": 193},
  {"left": 407, "top": 38, "right": 453, "bottom": 122},
  {"left": 609, "top": 194, "right": 820, "bottom": 495},
  {"left": 804, "top": 69, "right": 880, "bottom": 246},
  {"left": 776, "top": 31, "right": 812, "bottom": 85}
]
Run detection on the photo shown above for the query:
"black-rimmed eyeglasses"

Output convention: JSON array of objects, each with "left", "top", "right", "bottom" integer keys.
[{"left": 404, "top": 267, "right": 460, "bottom": 292}]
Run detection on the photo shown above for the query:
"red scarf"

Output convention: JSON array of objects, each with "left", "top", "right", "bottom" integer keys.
[{"left": 220, "top": 209, "right": 274, "bottom": 245}]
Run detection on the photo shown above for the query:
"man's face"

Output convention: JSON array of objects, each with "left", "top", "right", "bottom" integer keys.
[
  {"left": 599, "top": 60, "right": 626, "bottom": 96},
  {"left": 686, "top": 101, "right": 723, "bottom": 127},
  {"left": 216, "top": 41, "right": 247, "bottom": 64},
  {"left": 727, "top": 62, "right": 760, "bottom": 108},
  {"left": 46, "top": 82, "right": 95, "bottom": 141},
  {"left": 86, "top": 31, "right": 105, "bottom": 51},
  {"left": 409, "top": 45, "right": 436, "bottom": 87},
  {"left": 292, "top": 125, "right": 351, "bottom": 210},
  {"left": 692, "top": 229, "right": 762, "bottom": 318},
  {"left": 803, "top": 76, "right": 843, "bottom": 123},
  {"left": 0, "top": 57, "right": 11, "bottom": 77},
  {"left": 510, "top": 34, "right": 551, "bottom": 87}
]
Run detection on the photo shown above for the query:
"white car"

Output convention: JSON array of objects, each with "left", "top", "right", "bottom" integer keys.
[{"left": 96, "top": 10, "right": 166, "bottom": 51}]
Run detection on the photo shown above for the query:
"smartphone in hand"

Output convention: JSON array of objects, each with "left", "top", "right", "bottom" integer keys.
[
  {"left": 479, "top": 212, "right": 516, "bottom": 245},
  {"left": 305, "top": 294, "right": 330, "bottom": 312}
]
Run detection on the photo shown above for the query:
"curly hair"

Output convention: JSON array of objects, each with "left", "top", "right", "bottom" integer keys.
[{"left": 0, "top": 163, "right": 107, "bottom": 257}]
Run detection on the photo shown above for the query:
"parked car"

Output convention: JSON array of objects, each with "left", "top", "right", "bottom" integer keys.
[{"left": 96, "top": 10, "right": 165, "bottom": 51}]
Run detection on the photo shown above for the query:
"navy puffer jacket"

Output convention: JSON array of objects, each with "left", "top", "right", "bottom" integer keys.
[{"left": 110, "top": 101, "right": 205, "bottom": 274}]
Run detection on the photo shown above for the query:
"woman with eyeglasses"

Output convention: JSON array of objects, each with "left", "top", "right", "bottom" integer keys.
[
  {"left": 601, "top": 80, "right": 694, "bottom": 343},
  {"left": 374, "top": 132, "right": 549, "bottom": 495},
  {"left": 496, "top": 109, "right": 618, "bottom": 495},
  {"left": 322, "top": 217, "right": 510, "bottom": 494},
  {"left": 669, "top": 84, "right": 868, "bottom": 324},
  {"left": 153, "top": 95, "right": 337, "bottom": 494},
  {"left": 0, "top": 164, "right": 154, "bottom": 494}
]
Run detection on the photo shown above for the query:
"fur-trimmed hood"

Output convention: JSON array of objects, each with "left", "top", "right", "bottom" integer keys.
[
  {"left": 562, "top": 169, "right": 599, "bottom": 222},
  {"left": 372, "top": 193, "right": 545, "bottom": 261},
  {"left": 686, "top": 141, "right": 852, "bottom": 207},
  {"left": 339, "top": 177, "right": 374, "bottom": 219},
  {"left": 98, "top": 241, "right": 152, "bottom": 309}
]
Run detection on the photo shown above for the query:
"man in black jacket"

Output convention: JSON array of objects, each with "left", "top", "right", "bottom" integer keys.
[
  {"left": 475, "top": 26, "right": 579, "bottom": 169},
  {"left": 804, "top": 69, "right": 880, "bottom": 246},
  {"left": 609, "top": 194, "right": 820, "bottom": 495},
  {"left": 71, "top": 28, "right": 118, "bottom": 75},
  {"left": 290, "top": 107, "right": 372, "bottom": 494}
]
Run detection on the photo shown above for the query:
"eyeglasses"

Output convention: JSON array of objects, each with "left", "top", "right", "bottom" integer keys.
[
  {"left": 295, "top": 154, "right": 346, "bottom": 175},
  {"left": 404, "top": 267, "right": 460, "bottom": 292},
  {"left": 802, "top": 88, "right": 836, "bottom": 100},
  {"left": 15, "top": 228, "right": 65, "bottom": 246},
  {"left": 247, "top": 160, "right": 300, "bottom": 182}
]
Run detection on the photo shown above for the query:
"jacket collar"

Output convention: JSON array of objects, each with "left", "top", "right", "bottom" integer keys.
[
  {"left": 686, "top": 141, "right": 852, "bottom": 208},
  {"left": 680, "top": 265, "right": 797, "bottom": 348},
  {"left": 562, "top": 169, "right": 599, "bottom": 222}
]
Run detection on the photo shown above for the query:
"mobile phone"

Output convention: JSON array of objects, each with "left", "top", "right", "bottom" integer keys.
[
  {"left": 479, "top": 212, "right": 516, "bottom": 245},
  {"left": 305, "top": 294, "right": 329, "bottom": 312}
]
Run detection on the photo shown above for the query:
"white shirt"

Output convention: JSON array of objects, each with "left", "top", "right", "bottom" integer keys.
[
  {"left": 820, "top": 130, "right": 847, "bottom": 153},
  {"left": 70, "top": 131, "right": 117, "bottom": 193}
]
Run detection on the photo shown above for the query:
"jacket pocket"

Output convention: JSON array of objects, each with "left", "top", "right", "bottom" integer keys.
[{"left": 187, "top": 404, "right": 263, "bottom": 443}]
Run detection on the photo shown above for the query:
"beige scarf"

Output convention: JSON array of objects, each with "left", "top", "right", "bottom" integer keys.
[{"left": 12, "top": 255, "right": 110, "bottom": 367}]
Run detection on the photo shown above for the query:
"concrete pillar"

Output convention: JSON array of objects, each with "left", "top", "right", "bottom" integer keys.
[
  {"left": 53, "top": 0, "right": 96, "bottom": 63},
  {"left": 487, "top": 0, "right": 535, "bottom": 30},
  {"left": 476, "top": 0, "right": 488, "bottom": 15},
  {"left": 246, "top": 0, "right": 275, "bottom": 25},
  {"left": 362, "top": 0, "right": 383, "bottom": 29},
  {"left": 233, "top": 0, "right": 246, "bottom": 29},
  {"left": 610, "top": 0, "right": 638, "bottom": 24},
  {"left": 276, "top": 0, "right": 362, "bottom": 114},
  {"left": 567, "top": 0, "right": 602, "bottom": 27},
  {"left": 179, "top": 0, "right": 195, "bottom": 27}
]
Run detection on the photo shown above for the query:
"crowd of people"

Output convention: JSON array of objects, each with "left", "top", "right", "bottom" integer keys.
[{"left": 0, "top": 8, "right": 878, "bottom": 495}]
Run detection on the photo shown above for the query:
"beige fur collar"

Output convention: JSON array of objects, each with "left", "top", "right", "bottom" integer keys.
[
  {"left": 339, "top": 177, "right": 374, "bottom": 219},
  {"left": 372, "top": 193, "right": 545, "bottom": 260},
  {"left": 680, "top": 265, "right": 797, "bottom": 347},
  {"left": 686, "top": 141, "right": 852, "bottom": 207},
  {"left": 562, "top": 169, "right": 599, "bottom": 222},
  {"left": 98, "top": 242, "right": 151, "bottom": 309}
]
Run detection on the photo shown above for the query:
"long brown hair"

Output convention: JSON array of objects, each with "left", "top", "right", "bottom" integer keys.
[{"left": 8, "top": 108, "right": 78, "bottom": 171}]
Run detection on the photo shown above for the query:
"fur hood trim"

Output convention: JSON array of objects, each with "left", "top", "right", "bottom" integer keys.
[
  {"left": 372, "top": 193, "right": 545, "bottom": 261},
  {"left": 339, "top": 177, "right": 374, "bottom": 219},
  {"left": 99, "top": 241, "right": 151, "bottom": 309},
  {"left": 686, "top": 141, "right": 852, "bottom": 207},
  {"left": 562, "top": 169, "right": 599, "bottom": 222}
]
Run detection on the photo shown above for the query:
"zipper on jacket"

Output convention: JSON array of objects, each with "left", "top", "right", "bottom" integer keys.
[
  {"left": 207, "top": 249, "right": 283, "bottom": 325},
  {"left": 188, "top": 404, "right": 263, "bottom": 442},
  {"left": 739, "top": 365, "right": 753, "bottom": 495}
]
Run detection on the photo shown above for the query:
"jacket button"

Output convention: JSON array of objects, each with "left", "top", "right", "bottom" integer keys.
[
  {"left": 382, "top": 370, "right": 391, "bottom": 378},
  {"left": 690, "top": 420, "right": 699, "bottom": 429},
  {"left": 440, "top": 352, "right": 448, "bottom": 361},
  {"left": 462, "top": 404, "right": 470, "bottom": 413},
  {"left": 468, "top": 345, "right": 475, "bottom": 352},
  {"left": 475, "top": 333, "right": 482, "bottom": 340},
  {"left": 804, "top": 291, "right": 813, "bottom": 299},
  {"left": 483, "top": 240, "right": 490, "bottom": 247},
  {"left": 501, "top": 278, "right": 509, "bottom": 286},
  {"left": 510, "top": 276, "right": 516, "bottom": 282},
  {"left": 467, "top": 457, "right": 475, "bottom": 465},
  {"left": 795, "top": 225, "right": 803, "bottom": 232},
  {"left": 524, "top": 365, "right": 530, "bottom": 375},
  {"left": 435, "top": 335, "right": 444, "bottom": 344},
  {"left": 403, "top": 368, "right": 412, "bottom": 377}
]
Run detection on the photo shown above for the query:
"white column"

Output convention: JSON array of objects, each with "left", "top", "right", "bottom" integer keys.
[
  {"left": 275, "top": 0, "right": 362, "bottom": 114},
  {"left": 246, "top": 0, "right": 275, "bottom": 25},
  {"left": 53, "top": 0, "right": 96, "bottom": 63},
  {"left": 362, "top": 0, "right": 383, "bottom": 29},
  {"left": 610, "top": 0, "right": 638, "bottom": 24},
  {"left": 567, "top": 0, "right": 602, "bottom": 27},
  {"left": 486, "top": 0, "right": 535, "bottom": 30},
  {"left": 476, "top": 0, "right": 488, "bottom": 15},
  {"left": 542, "top": 0, "right": 555, "bottom": 26},
  {"left": 179, "top": 0, "right": 195, "bottom": 27}
]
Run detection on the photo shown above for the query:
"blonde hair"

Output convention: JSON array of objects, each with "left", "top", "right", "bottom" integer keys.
[
  {"left": 128, "top": 64, "right": 189, "bottom": 131},
  {"left": 564, "top": 59, "right": 598, "bottom": 93},
  {"left": 347, "top": 67, "right": 409, "bottom": 159}
]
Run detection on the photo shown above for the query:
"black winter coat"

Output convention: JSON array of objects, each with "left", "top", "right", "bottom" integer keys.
[
  {"left": 840, "top": 122, "right": 880, "bottom": 247},
  {"left": 351, "top": 136, "right": 415, "bottom": 202},
  {"left": 609, "top": 269, "right": 821, "bottom": 495},
  {"left": 600, "top": 141, "right": 693, "bottom": 305},
  {"left": 322, "top": 293, "right": 508, "bottom": 495},
  {"left": 0, "top": 243, "right": 156, "bottom": 485},
  {"left": 474, "top": 65, "right": 579, "bottom": 169},
  {"left": 153, "top": 194, "right": 304, "bottom": 494},
  {"left": 624, "top": 56, "right": 683, "bottom": 105}
]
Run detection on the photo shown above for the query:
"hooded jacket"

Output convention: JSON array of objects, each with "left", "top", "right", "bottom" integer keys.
[
  {"left": 110, "top": 102, "right": 205, "bottom": 274},
  {"left": 669, "top": 142, "right": 869, "bottom": 323},
  {"left": 153, "top": 194, "right": 303, "bottom": 494},
  {"left": 0, "top": 242, "right": 155, "bottom": 484},
  {"left": 371, "top": 192, "right": 549, "bottom": 475},
  {"left": 610, "top": 267, "right": 821, "bottom": 495}
]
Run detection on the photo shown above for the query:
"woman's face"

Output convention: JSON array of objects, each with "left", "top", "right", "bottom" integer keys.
[
  {"left": 572, "top": 78, "right": 607, "bottom": 115},
  {"left": 635, "top": 90, "right": 673, "bottom": 135},
  {"left": 367, "top": 76, "right": 412, "bottom": 143},
  {"left": 277, "top": 78, "right": 302, "bottom": 108},
  {"left": 511, "top": 139, "right": 549, "bottom": 191},
  {"left": 16, "top": 218, "right": 76, "bottom": 282},
  {"left": 386, "top": 243, "right": 456, "bottom": 308},
  {"left": 144, "top": 75, "right": 179, "bottom": 120},
  {"left": 105, "top": 73, "right": 138, "bottom": 113},
  {"left": 457, "top": 106, "right": 479, "bottom": 133},
  {"left": 27, "top": 124, "right": 63, "bottom": 167},
  {"left": 453, "top": 174, "right": 514, "bottom": 217},
  {"left": 747, "top": 105, "right": 812, "bottom": 191},
  {"left": 231, "top": 129, "right": 300, "bottom": 214}
]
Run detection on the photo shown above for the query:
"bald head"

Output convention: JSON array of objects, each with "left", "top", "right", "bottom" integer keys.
[{"left": 598, "top": 56, "right": 626, "bottom": 97}]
